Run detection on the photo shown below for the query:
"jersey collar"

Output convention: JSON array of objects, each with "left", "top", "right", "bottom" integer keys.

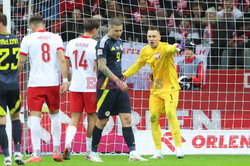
[
  {"left": 37, "top": 30, "right": 47, "bottom": 32},
  {"left": 80, "top": 35, "right": 92, "bottom": 38},
  {"left": 185, "top": 56, "right": 196, "bottom": 63}
]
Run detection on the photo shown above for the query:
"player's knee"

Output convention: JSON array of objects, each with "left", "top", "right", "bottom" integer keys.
[
  {"left": 165, "top": 108, "right": 176, "bottom": 120},
  {"left": 122, "top": 116, "right": 131, "bottom": 126},
  {"left": 0, "top": 115, "right": 6, "bottom": 125},
  {"left": 166, "top": 112, "right": 175, "bottom": 120},
  {"left": 150, "top": 113, "right": 159, "bottom": 124},
  {"left": 96, "top": 118, "right": 109, "bottom": 129},
  {"left": 11, "top": 112, "right": 20, "bottom": 121}
]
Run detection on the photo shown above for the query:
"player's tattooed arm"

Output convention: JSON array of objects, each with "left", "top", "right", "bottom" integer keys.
[
  {"left": 18, "top": 54, "right": 27, "bottom": 72},
  {"left": 98, "top": 58, "right": 117, "bottom": 81},
  {"left": 98, "top": 57, "right": 128, "bottom": 91}
]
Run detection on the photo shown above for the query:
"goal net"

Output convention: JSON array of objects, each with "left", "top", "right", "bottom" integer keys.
[{"left": 6, "top": 0, "right": 250, "bottom": 155}]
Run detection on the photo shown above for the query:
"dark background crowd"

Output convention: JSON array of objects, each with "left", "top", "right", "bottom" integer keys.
[{"left": 2, "top": 0, "right": 250, "bottom": 69}]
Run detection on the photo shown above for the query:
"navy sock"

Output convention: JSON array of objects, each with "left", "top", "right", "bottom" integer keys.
[
  {"left": 122, "top": 127, "right": 136, "bottom": 152},
  {"left": 91, "top": 126, "right": 103, "bottom": 152},
  {"left": 0, "top": 125, "right": 10, "bottom": 157},
  {"left": 12, "top": 120, "right": 22, "bottom": 152}
]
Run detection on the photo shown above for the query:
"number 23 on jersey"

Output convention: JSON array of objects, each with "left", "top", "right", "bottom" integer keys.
[{"left": 0, "top": 47, "right": 20, "bottom": 70}]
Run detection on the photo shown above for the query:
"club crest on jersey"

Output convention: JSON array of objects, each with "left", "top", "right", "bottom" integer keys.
[
  {"left": 105, "top": 111, "right": 110, "bottom": 117},
  {"left": 120, "top": 45, "right": 123, "bottom": 50},
  {"left": 111, "top": 46, "right": 116, "bottom": 51},
  {"left": 97, "top": 49, "right": 103, "bottom": 55},
  {"left": 155, "top": 52, "right": 160, "bottom": 60}
]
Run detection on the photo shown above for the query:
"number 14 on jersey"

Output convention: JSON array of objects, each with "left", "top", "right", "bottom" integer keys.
[{"left": 73, "top": 50, "right": 88, "bottom": 70}]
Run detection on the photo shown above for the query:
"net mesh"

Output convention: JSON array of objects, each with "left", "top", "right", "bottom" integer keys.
[{"left": 6, "top": 0, "right": 250, "bottom": 155}]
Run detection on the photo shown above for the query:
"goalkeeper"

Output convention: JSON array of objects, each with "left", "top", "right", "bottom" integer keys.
[
  {"left": 123, "top": 26, "right": 185, "bottom": 159},
  {"left": 176, "top": 40, "right": 204, "bottom": 90}
]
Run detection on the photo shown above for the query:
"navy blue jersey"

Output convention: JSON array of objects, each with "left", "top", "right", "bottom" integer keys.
[
  {"left": 0, "top": 33, "right": 20, "bottom": 91},
  {"left": 96, "top": 35, "right": 123, "bottom": 89}
]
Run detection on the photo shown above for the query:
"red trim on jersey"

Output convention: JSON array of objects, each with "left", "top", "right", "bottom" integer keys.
[
  {"left": 177, "top": 56, "right": 204, "bottom": 87},
  {"left": 185, "top": 56, "right": 195, "bottom": 63},
  {"left": 57, "top": 47, "right": 64, "bottom": 51},
  {"left": 37, "top": 30, "right": 47, "bottom": 32},
  {"left": 189, "top": 61, "right": 204, "bottom": 87},
  {"left": 184, "top": 56, "right": 204, "bottom": 87},
  {"left": 80, "top": 35, "right": 92, "bottom": 38},
  {"left": 20, "top": 51, "right": 28, "bottom": 56},
  {"left": 65, "top": 55, "right": 70, "bottom": 59}
]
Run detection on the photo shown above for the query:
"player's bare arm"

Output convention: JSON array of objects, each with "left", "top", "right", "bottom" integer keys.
[
  {"left": 98, "top": 58, "right": 127, "bottom": 91},
  {"left": 94, "top": 61, "right": 98, "bottom": 77},
  {"left": 97, "top": 58, "right": 116, "bottom": 79},
  {"left": 18, "top": 54, "right": 27, "bottom": 72},
  {"left": 58, "top": 49, "right": 69, "bottom": 94},
  {"left": 58, "top": 49, "right": 69, "bottom": 79}
]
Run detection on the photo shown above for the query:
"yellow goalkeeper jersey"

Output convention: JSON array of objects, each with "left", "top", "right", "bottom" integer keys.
[{"left": 124, "top": 42, "right": 181, "bottom": 94}]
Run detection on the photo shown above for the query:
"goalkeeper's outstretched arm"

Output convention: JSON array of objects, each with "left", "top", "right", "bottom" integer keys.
[
  {"left": 123, "top": 62, "right": 143, "bottom": 78},
  {"left": 123, "top": 49, "right": 146, "bottom": 78}
]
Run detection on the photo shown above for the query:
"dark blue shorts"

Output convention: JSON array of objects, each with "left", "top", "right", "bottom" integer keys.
[
  {"left": 97, "top": 89, "right": 131, "bottom": 119},
  {"left": 0, "top": 89, "right": 21, "bottom": 116}
]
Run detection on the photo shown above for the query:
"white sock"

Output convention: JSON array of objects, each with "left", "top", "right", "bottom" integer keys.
[
  {"left": 30, "top": 116, "right": 41, "bottom": 158},
  {"left": 86, "top": 137, "right": 92, "bottom": 152},
  {"left": 65, "top": 125, "right": 77, "bottom": 148},
  {"left": 50, "top": 113, "right": 61, "bottom": 153}
]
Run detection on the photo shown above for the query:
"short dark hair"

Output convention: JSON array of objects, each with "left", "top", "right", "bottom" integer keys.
[
  {"left": 108, "top": 18, "right": 123, "bottom": 28},
  {"left": 185, "top": 39, "right": 196, "bottom": 52},
  {"left": 29, "top": 15, "right": 44, "bottom": 25},
  {"left": 84, "top": 19, "right": 100, "bottom": 32},
  {"left": 148, "top": 26, "right": 160, "bottom": 34},
  {"left": 0, "top": 13, "right": 7, "bottom": 26}
]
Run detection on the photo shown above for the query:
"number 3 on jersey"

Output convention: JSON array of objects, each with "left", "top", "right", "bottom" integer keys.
[
  {"left": 41, "top": 43, "right": 50, "bottom": 62},
  {"left": 73, "top": 50, "right": 88, "bottom": 70}
]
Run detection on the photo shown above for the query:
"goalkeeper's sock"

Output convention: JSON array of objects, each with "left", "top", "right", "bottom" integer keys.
[
  {"left": 65, "top": 125, "right": 77, "bottom": 148},
  {"left": 122, "top": 127, "right": 136, "bottom": 152},
  {"left": 166, "top": 108, "right": 182, "bottom": 147},
  {"left": 30, "top": 116, "right": 41, "bottom": 157},
  {"left": 86, "top": 136, "right": 92, "bottom": 152},
  {"left": 0, "top": 125, "right": 10, "bottom": 157},
  {"left": 92, "top": 126, "right": 103, "bottom": 152},
  {"left": 12, "top": 120, "right": 22, "bottom": 152},
  {"left": 150, "top": 114, "right": 162, "bottom": 150},
  {"left": 50, "top": 113, "right": 61, "bottom": 153}
]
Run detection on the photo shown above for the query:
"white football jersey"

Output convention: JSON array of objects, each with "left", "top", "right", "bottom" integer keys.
[
  {"left": 20, "top": 30, "right": 64, "bottom": 87},
  {"left": 65, "top": 36, "right": 97, "bottom": 92}
]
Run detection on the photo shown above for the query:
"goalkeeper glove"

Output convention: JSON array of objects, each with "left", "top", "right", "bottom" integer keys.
[
  {"left": 178, "top": 76, "right": 192, "bottom": 90},
  {"left": 176, "top": 44, "right": 185, "bottom": 52},
  {"left": 179, "top": 76, "right": 192, "bottom": 83}
]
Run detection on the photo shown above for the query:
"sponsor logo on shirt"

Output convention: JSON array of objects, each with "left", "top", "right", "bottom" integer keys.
[{"left": 97, "top": 49, "right": 103, "bottom": 55}]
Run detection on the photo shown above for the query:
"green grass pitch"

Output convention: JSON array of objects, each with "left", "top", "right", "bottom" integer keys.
[{"left": 1, "top": 155, "right": 250, "bottom": 166}]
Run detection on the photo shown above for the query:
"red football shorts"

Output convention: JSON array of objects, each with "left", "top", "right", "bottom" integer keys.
[
  {"left": 70, "top": 91, "right": 97, "bottom": 113},
  {"left": 27, "top": 86, "right": 60, "bottom": 113}
]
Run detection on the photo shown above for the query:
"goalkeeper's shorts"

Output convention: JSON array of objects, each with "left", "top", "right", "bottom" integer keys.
[
  {"left": 0, "top": 88, "right": 21, "bottom": 116},
  {"left": 149, "top": 91, "right": 179, "bottom": 114},
  {"left": 97, "top": 89, "right": 131, "bottom": 119}
]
